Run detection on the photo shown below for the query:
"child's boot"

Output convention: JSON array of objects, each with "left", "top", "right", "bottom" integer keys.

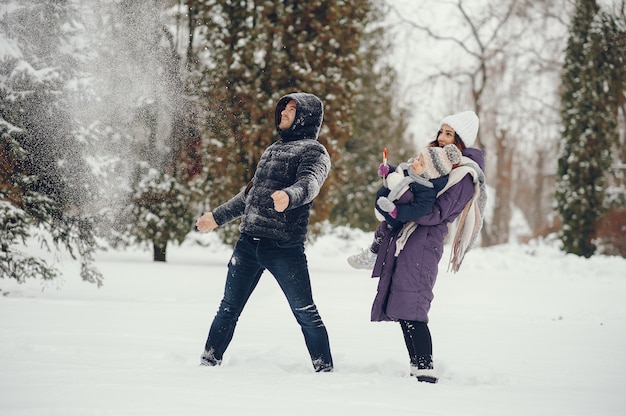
[{"left": 347, "top": 248, "right": 377, "bottom": 270}]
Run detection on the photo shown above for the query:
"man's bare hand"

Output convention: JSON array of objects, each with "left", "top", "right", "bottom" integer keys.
[
  {"left": 271, "top": 190, "right": 289, "bottom": 212},
  {"left": 196, "top": 212, "right": 218, "bottom": 233}
]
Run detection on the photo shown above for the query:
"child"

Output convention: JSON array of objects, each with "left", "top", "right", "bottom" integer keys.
[{"left": 348, "top": 144, "right": 462, "bottom": 270}]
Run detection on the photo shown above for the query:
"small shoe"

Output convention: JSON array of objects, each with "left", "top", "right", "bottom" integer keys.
[{"left": 347, "top": 248, "right": 377, "bottom": 270}]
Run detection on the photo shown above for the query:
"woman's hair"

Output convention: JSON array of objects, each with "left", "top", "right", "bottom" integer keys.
[{"left": 428, "top": 129, "right": 467, "bottom": 151}]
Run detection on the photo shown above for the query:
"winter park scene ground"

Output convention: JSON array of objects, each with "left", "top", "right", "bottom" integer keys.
[{"left": 1, "top": 227, "right": 625, "bottom": 416}]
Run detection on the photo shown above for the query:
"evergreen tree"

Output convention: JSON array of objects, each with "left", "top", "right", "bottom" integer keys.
[
  {"left": 330, "top": 3, "right": 414, "bottom": 231},
  {"left": 88, "top": 0, "right": 200, "bottom": 261},
  {"left": 0, "top": 1, "right": 102, "bottom": 285},
  {"left": 593, "top": 6, "right": 626, "bottom": 256},
  {"left": 556, "top": 0, "right": 625, "bottom": 257}
]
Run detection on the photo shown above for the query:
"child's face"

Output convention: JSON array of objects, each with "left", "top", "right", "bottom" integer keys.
[{"left": 411, "top": 154, "right": 425, "bottom": 175}]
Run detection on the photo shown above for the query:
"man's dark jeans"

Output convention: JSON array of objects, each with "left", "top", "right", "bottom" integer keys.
[{"left": 203, "top": 234, "right": 333, "bottom": 372}]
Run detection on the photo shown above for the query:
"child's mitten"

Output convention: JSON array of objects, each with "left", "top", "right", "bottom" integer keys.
[
  {"left": 378, "top": 163, "right": 390, "bottom": 178},
  {"left": 377, "top": 196, "right": 396, "bottom": 212}
]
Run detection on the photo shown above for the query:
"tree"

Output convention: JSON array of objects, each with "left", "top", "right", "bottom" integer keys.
[
  {"left": 388, "top": 0, "right": 526, "bottom": 245},
  {"left": 388, "top": 0, "right": 573, "bottom": 245},
  {"left": 330, "top": 3, "right": 414, "bottom": 231},
  {"left": 556, "top": 0, "right": 626, "bottom": 257},
  {"left": 119, "top": 163, "right": 202, "bottom": 262},
  {"left": 0, "top": 0, "right": 102, "bottom": 285},
  {"left": 85, "top": 0, "right": 200, "bottom": 261},
  {"left": 594, "top": 2, "right": 626, "bottom": 257}
]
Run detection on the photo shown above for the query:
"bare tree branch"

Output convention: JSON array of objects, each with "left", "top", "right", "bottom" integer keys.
[{"left": 388, "top": 3, "right": 480, "bottom": 60}]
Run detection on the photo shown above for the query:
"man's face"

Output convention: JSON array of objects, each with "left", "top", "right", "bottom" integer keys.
[{"left": 278, "top": 100, "right": 297, "bottom": 130}]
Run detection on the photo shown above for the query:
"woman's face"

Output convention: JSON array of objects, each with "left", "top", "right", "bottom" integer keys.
[{"left": 437, "top": 124, "right": 456, "bottom": 147}]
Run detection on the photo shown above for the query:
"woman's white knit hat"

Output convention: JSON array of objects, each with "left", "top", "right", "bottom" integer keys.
[{"left": 439, "top": 111, "right": 479, "bottom": 147}]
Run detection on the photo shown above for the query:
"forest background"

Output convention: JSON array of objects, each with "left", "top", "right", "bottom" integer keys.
[{"left": 1, "top": 0, "right": 625, "bottom": 286}]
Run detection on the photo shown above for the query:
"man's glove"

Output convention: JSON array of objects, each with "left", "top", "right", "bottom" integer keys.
[{"left": 378, "top": 163, "right": 390, "bottom": 178}]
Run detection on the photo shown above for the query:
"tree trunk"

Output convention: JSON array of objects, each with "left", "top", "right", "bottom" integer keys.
[
  {"left": 488, "top": 129, "right": 513, "bottom": 245},
  {"left": 153, "top": 241, "right": 167, "bottom": 262}
]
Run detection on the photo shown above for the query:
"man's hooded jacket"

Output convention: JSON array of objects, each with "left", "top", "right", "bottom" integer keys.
[{"left": 211, "top": 93, "right": 331, "bottom": 243}]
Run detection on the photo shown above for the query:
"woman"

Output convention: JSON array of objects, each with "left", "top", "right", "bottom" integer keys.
[
  {"left": 370, "top": 110, "right": 486, "bottom": 383},
  {"left": 347, "top": 144, "right": 462, "bottom": 269}
]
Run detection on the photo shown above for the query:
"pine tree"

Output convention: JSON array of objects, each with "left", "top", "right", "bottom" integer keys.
[
  {"left": 556, "top": 0, "right": 625, "bottom": 257},
  {"left": 88, "top": 0, "right": 200, "bottom": 261},
  {"left": 0, "top": 1, "right": 102, "bottom": 285},
  {"left": 330, "top": 3, "right": 414, "bottom": 231}
]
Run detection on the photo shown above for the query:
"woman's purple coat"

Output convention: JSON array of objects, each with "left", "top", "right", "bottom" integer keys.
[{"left": 370, "top": 148, "right": 485, "bottom": 323}]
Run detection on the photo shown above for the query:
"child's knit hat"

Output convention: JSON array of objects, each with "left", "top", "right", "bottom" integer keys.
[
  {"left": 420, "top": 144, "right": 462, "bottom": 179},
  {"left": 439, "top": 111, "right": 479, "bottom": 147}
]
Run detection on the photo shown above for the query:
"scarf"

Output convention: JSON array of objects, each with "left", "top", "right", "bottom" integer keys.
[
  {"left": 387, "top": 162, "right": 433, "bottom": 202},
  {"left": 393, "top": 156, "right": 486, "bottom": 272},
  {"left": 440, "top": 156, "right": 487, "bottom": 272}
]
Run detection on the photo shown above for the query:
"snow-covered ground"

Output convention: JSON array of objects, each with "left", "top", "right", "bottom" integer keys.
[{"left": 1, "top": 228, "right": 625, "bottom": 415}]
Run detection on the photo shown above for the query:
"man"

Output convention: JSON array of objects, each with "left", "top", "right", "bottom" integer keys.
[{"left": 196, "top": 92, "right": 333, "bottom": 372}]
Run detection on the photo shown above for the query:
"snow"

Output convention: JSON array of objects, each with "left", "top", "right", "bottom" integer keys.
[
  {"left": 1, "top": 229, "right": 625, "bottom": 415},
  {"left": 0, "top": 33, "right": 22, "bottom": 60}
]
